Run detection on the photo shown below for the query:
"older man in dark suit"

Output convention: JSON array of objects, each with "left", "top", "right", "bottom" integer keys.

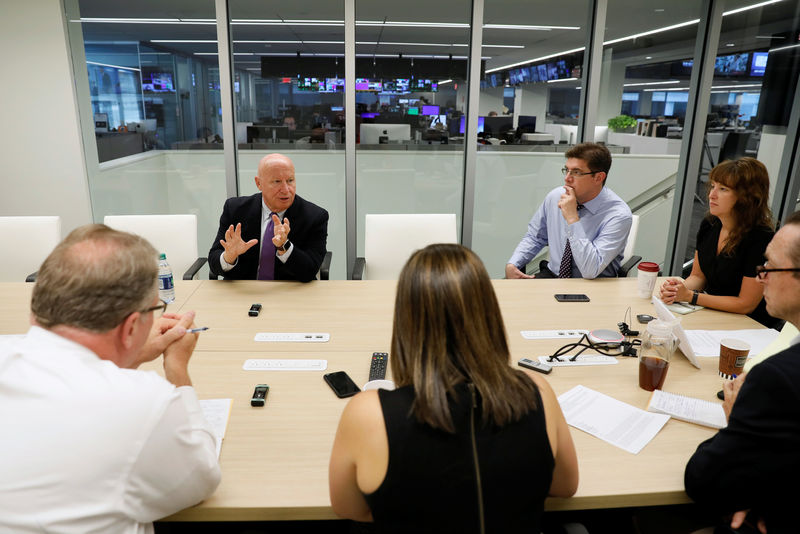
[{"left": 208, "top": 153, "right": 328, "bottom": 282}]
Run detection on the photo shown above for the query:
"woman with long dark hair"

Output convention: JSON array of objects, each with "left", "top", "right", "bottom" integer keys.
[
  {"left": 660, "top": 157, "right": 777, "bottom": 327},
  {"left": 329, "top": 244, "right": 578, "bottom": 532}
]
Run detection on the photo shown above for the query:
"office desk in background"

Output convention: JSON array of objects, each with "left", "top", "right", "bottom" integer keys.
[{"left": 0, "top": 279, "right": 762, "bottom": 521}]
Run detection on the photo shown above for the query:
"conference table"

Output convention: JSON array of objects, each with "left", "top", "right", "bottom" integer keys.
[{"left": 0, "top": 278, "right": 764, "bottom": 521}]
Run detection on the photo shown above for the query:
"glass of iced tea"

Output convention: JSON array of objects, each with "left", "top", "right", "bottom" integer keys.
[{"left": 638, "top": 320, "right": 677, "bottom": 391}]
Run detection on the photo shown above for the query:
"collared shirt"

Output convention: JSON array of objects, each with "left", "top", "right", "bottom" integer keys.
[
  {"left": 220, "top": 198, "right": 293, "bottom": 271},
  {"left": 508, "top": 185, "right": 632, "bottom": 278},
  {"left": 0, "top": 327, "right": 221, "bottom": 533}
]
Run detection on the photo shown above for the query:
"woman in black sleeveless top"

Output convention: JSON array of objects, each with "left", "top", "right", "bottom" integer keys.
[
  {"left": 659, "top": 157, "right": 778, "bottom": 328},
  {"left": 329, "top": 244, "right": 579, "bottom": 532}
]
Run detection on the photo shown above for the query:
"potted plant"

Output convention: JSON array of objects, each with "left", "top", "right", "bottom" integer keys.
[{"left": 608, "top": 115, "right": 637, "bottom": 133}]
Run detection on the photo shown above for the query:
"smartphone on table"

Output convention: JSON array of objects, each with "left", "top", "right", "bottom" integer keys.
[
  {"left": 554, "top": 293, "right": 590, "bottom": 302},
  {"left": 324, "top": 371, "right": 361, "bottom": 398}
]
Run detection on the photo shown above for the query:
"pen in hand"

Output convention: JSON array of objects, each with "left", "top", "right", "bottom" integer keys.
[{"left": 186, "top": 327, "right": 209, "bottom": 334}]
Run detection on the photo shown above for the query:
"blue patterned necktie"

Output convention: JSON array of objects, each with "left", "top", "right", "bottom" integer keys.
[{"left": 257, "top": 212, "right": 277, "bottom": 280}]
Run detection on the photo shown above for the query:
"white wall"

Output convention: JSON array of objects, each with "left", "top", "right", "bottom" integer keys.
[{"left": 0, "top": 0, "right": 92, "bottom": 235}]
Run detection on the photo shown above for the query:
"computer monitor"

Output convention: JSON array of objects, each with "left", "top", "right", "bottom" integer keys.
[
  {"left": 459, "top": 116, "right": 485, "bottom": 134},
  {"left": 359, "top": 123, "right": 411, "bottom": 144},
  {"left": 428, "top": 115, "right": 447, "bottom": 129},
  {"left": 482, "top": 116, "right": 513, "bottom": 136},
  {"left": 421, "top": 105, "right": 440, "bottom": 116},
  {"left": 407, "top": 107, "right": 419, "bottom": 116},
  {"left": 517, "top": 115, "right": 537, "bottom": 133}
]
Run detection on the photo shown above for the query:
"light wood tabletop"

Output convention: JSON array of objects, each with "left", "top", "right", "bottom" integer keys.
[{"left": 0, "top": 278, "right": 764, "bottom": 520}]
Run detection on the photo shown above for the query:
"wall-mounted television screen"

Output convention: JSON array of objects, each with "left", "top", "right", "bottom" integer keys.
[
  {"left": 421, "top": 105, "right": 440, "bottom": 115},
  {"left": 750, "top": 52, "right": 768, "bottom": 77},
  {"left": 355, "top": 78, "right": 370, "bottom": 91},
  {"left": 715, "top": 53, "right": 749, "bottom": 76},
  {"left": 142, "top": 72, "right": 175, "bottom": 93},
  {"left": 537, "top": 64, "right": 549, "bottom": 82}
]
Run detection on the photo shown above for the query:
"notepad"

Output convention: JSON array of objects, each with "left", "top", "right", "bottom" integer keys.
[
  {"left": 646, "top": 389, "right": 727, "bottom": 429},
  {"left": 200, "top": 398, "right": 232, "bottom": 459}
]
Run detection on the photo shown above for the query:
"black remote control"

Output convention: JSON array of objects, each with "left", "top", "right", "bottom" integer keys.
[{"left": 369, "top": 352, "right": 388, "bottom": 381}]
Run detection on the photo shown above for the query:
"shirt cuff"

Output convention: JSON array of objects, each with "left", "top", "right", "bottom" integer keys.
[{"left": 219, "top": 254, "right": 237, "bottom": 272}]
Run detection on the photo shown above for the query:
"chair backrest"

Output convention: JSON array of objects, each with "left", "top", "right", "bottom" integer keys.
[
  {"left": 364, "top": 214, "right": 458, "bottom": 280},
  {"left": 104, "top": 214, "right": 199, "bottom": 277},
  {"left": 0, "top": 216, "right": 61, "bottom": 281},
  {"left": 622, "top": 214, "right": 639, "bottom": 263}
]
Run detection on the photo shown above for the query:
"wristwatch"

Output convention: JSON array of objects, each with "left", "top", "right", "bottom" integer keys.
[
  {"left": 690, "top": 290, "right": 699, "bottom": 306},
  {"left": 277, "top": 239, "right": 292, "bottom": 253}
]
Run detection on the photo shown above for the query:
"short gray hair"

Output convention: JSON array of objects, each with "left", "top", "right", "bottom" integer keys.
[{"left": 31, "top": 224, "right": 159, "bottom": 332}]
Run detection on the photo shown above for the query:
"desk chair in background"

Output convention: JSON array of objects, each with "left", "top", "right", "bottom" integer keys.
[
  {"left": 352, "top": 214, "right": 458, "bottom": 280},
  {"left": 533, "top": 214, "right": 642, "bottom": 278},
  {"left": 104, "top": 214, "right": 207, "bottom": 280},
  {"left": 0, "top": 216, "right": 61, "bottom": 282}
]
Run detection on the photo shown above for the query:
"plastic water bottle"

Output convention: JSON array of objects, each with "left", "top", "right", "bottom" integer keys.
[{"left": 157, "top": 253, "right": 176, "bottom": 303}]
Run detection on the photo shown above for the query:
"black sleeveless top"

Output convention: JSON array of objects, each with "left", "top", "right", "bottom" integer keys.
[{"left": 363, "top": 383, "right": 555, "bottom": 533}]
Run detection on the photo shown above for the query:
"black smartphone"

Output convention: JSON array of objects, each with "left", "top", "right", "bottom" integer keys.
[
  {"left": 324, "top": 371, "right": 361, "bottom": 398},
  {"left": 554, "top": 293, "right": 590, "bottom": 302}
]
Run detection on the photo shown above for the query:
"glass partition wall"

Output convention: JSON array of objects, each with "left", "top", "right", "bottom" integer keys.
[
  {"left": 353, "top": 0, "right": 472, "bottom": 273},
  {"left": 230, "top": 1, "right": 348, "bottom": 279},
  {"left": 67, "top": 0, "right": 226, "bottom": 279},
  {"left": 65, "top": 0, "right": 800, "bottom": 279}
]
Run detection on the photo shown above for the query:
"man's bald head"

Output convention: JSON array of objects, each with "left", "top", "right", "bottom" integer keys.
[{"left": 255, "top": 153, "right": 296, "bottom": 213}]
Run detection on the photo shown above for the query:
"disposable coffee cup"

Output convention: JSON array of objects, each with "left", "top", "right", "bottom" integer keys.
[
  {"left": 636, "top": 262, "right": 659, "bottom": 299},
  {"left": 719, "top": 338, "right": 750, "bottom": 379}
]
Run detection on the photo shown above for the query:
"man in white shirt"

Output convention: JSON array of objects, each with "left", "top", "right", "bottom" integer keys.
[{"left": 0, "top": 224, "right": 220, "bottom": 533}]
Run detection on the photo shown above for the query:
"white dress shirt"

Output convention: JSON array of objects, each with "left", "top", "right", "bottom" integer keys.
[
  {"left": 219, "top": 199, "right": 293, "bottom": 271},
  {"left": 508, "top": 185, "right": 632, "bottom": 278},
  {"left": 0, "top": 326, "right": 221, "bottom": 533}
]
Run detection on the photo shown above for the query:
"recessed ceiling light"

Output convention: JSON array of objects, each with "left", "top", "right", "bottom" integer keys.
[
  {"left": 726, "top": 43, "right": 735, "bottom": 47},
  {"left": 654, "top": 8, "right": 665, "bottom": 12},
  {"left": 645, "top": 56, "right": 653, "bottom": 59}
]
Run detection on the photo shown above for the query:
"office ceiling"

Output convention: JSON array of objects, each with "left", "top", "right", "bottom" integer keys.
[{"left": 75, "top": 0, "right": 799, "bottom": 84}]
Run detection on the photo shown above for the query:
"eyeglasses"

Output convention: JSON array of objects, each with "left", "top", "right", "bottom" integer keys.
[
  {"left": 141, "top": 299, "right": 168, "bottom": 316},
  {"left": 561, "top": 167, "right": 598, "bottom": 177},
  {"left": 755, "top": 263, "right": 800, "bottom": 280}
]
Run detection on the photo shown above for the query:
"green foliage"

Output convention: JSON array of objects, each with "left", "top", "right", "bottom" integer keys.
[{"left": 607, "top": 115, "right": 637, "bottom": 131}]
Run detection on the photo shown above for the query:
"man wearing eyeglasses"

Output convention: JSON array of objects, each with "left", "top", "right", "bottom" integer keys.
[
  {"left": 685, "top": 212, "right": 800, "bottom": 533},
  {"left": 0, "top": 224, "right": 220, "bottom": 532},
  {"left": 505, "top": 142, "right": 632, "bottom": 279}
]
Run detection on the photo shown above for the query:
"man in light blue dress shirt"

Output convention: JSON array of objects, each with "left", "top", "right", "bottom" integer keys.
[{"left": 505, "top": 143, "right": 632, "bottom": 279}]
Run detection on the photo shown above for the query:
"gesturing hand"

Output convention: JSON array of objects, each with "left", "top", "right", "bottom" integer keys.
[
  {"left": 272, "top": 215, "right": 291, "bottom": 253},
  {"left": 558, "top": 186, "right": 580, "bottom": 224},
  {"left": 221, "top": 223, "right": 259, "bottom": 264}
]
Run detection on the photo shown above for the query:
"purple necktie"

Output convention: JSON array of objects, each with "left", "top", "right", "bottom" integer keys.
[{"left": 257, "top": 213, "right": 276, "bottom": 280}]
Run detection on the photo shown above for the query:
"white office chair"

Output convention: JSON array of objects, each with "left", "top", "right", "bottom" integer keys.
[
  {"left": 104, "top": 214, "right": 207, "bottom": 279},
  {"left": 617, "top": 214, "right": 642, "bottom": 277},
  {"left": 352, "top": 214, "right": 458, "bottom": 280},
  {"left": 0, "top": 216, "right": 61, "bottom": 282}
]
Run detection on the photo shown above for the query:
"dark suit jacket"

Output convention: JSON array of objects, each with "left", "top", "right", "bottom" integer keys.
[
  {"left": 684, "top": 342, "right": 800, "bottom": 533},
  {"left": 208, "top": 193, "right": 328, "bottom": 282}
]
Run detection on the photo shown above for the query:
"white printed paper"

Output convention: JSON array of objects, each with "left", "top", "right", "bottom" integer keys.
[{"left": 558, "top": 385, "right": 669, "bottom": 454}]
